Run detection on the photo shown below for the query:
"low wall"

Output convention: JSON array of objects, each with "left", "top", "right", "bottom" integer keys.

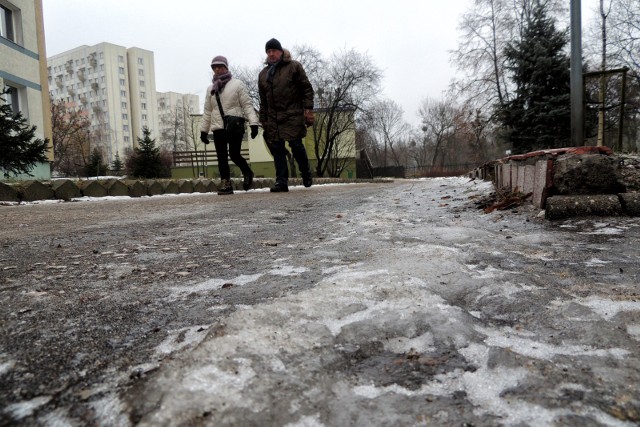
[
  {"left": 470, "top": 146, "right": 639, "bottom": 218},
  {"left": 0, "top": 177, "right": 385, "bottom": 203}
]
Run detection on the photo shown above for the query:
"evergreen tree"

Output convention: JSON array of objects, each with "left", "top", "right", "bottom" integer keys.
[
  {"left": 85, "top": 148, "right": 107, "bottom": 177},
  {"left": 0, "top": 92, "right": 49, "bottom": 177},
  {"left": 131, "top": 126, "right": 163, "bottom": 178},
  {"left": 499, "top": 3, "right": 571, "bottom": 154},
  {"left": 110, "top": 151, "right": 124, "bottom": 175}
]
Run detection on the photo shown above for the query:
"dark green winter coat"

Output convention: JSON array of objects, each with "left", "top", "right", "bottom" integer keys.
[{"left": 258, "top": 50, "right": 314, "bottom": 142}]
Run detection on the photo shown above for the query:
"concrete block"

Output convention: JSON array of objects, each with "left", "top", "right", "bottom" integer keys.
[
  {"left": 523, "top": 165, "right": 535, "bottom": 195},
  {"left": 619, "top": 192, "right": 640, "bottom": 216},
  {"left": 147, "top": 180, "right": 165, "bottom": 196},
  {"left": 0, "top": 181, "right": 20, "bottom": 202},
  {"left": 193, "top": 179, "right": 211, "bottom": 193},
  {"left": 163, "top": 180, "right": 180, "bottom": 194},
  {"left": 19, "top": 181, "right": 54, "bottom": 202},
  {"left": 546, "top": 194, "right": 622, "bottom": 220},
  {"left": 177, "top": 180, "right": 194, "bottom": 194},
  {"left": 126, "top": 180, "right": 147, "bottom": 198},
  {"left": 80, "top": 180, "right": 108, "bottom": 198},
  {"left": 533, "top": 160, "right": 550, "bottom": 209},
  {"left": 52, "top": 179, "right": 81, "bottom": 201},
  {"left": 105, "top": 179, "right": 129, "bottom": 197}
]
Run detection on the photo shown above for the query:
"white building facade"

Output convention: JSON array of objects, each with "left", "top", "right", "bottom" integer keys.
[
  {"left": 47, "top": 43, "right": 160, "bottom": 163},
  {"left": 0, "top": 0, "right": 52, "bottom": 180}
]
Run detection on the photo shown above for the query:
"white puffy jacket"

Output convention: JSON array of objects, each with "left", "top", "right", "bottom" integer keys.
[{"left": 200, "top": 78, "right": 259, "bottom": 133}]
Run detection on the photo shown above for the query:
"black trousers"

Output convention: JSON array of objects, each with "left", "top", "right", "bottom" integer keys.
[
  {"left": 213, "top": 129, "right": 252, "bottom": 180},
  {"left": 268, "top": 138, "right": 311, "bottom": 186}
]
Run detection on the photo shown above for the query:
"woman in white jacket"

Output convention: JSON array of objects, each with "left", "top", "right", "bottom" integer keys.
[{"left": 200, "top": 55, "right": 259, "bottom": 195}]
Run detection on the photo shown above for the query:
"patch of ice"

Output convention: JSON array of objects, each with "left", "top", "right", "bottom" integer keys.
[
  {"left": 584, "top": 258, "right": 611, "bottom": 267},
  {"left": 476, "top": 325, "right": 629, "bottom": 360},
  {"left": 383, "top": 332, "right": 435, "bottom": 354},
  {"left": 269, "top": 265, "right": 309, "bottom": 276},
  {"left": 579, "top": 296, "right": 640, "bottom": 321},
  {"left": 5, "top": 396, "right": 51, "bottom": 420},
  {"left": 465, "top": 264, "right": 506, "bottom": 279},
  {"left": 578, "top": 227, "right": 625, "bottom": 235},
  {"left": 627, "top": 324, "right": 640, "bottom": 340},
  {"left": 183, "top": 358, "right": 256, "bottom": 392},
  {"left": 89, "top": 394, "right": 130, "bottom": 426},
  {"left": 156, "top": 325, "right": 211, "bottom": 356},
  {"left": 284, "top": 413, "right": 324, "bottom": 427},
  {"left": 0, "top": 359, "right": 15, "bottom": 376},
  {"left": 169, "top": 273, "right": 263, "bottom": 297}
]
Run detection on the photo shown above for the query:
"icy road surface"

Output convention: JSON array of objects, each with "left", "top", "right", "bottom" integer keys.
[{"left": 1, "top": 177, "right": 639, "bottom": 426}]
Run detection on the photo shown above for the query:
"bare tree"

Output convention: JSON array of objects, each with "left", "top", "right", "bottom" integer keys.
[
  {"left": 158, "top": 101, "right": 197, "bottom": 152},
  {"left": 451, "top": 0, "right": 566, "bottom": 114},
  {"left": 309, "top": 48, "right": 382, "bottom": 177},
  {"left": 234, "top": 64, "right": 263, "bottom": 111},
  {"left": 366, "top": 99, "right": 411, "bottom": 167},
  {"left": 418, "top": 97, "right": 458, "bottom": 167},
  {"left": 50, "top": 100, "right": 91, "bottom": 177},
  {"left": 605, "top": 0, "right": 639, "bottom": 81}
]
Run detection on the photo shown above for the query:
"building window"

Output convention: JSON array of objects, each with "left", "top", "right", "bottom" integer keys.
[
  {"left": 122, "top": 113, "right": 128, "bottom": 120},
  {"left": 120, "top": 79, "right": 125, "bottom": 86},
  {"left": 141, "top": 103, "right": 146, "bottom": 110},
  {"left": 139, "top": 80, "right": 145, "bottom": 87},
  {"left": 124, "top": 136, "right": 130, "bottom": 142},
  {"left": 142, "top": 114, "right": 147, "bottom": 120},
  {"left": 119, "top": 67, "right": 125, "bottom": 74},
  {"left": 121, "top": 102, "right": 127, "bottom": 108},
  {"left": 120, "top": 90, "right": 126, "bottom": 97},
  {"left": 0, "top": 5, "right": 14, "bottom": 42},
  {"left": 3, "top": 85, "right": 20, "bottom": 113},
  {"left": 137, "top": 58, "right": 143, "bottom": 65},
  {"left": 118, "top": 55, "right": 124, "bottom": 63},
  {"left": 138, "top": 69, "right": 144, "bottom": 76},
  {"left": 140, "top": 92, "right": 146, "bottom": 99},
  {"left": 123, "top": 125, "right": 129, "bottom": 131}
]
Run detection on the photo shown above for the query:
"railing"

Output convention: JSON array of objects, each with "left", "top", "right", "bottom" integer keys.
[{"left": 172, "top": 148, "right": 251, "bottom": 168}]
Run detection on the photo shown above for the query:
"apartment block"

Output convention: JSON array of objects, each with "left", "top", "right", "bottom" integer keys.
[
  {"left": 47, "top": 43, "right": 160, "bottom": 163},
  {"left": 0, "top": 0, "right": 52, "bottom": 180},
  {"left": 157, "top": 91, "right": 200, "bottom": 151}
]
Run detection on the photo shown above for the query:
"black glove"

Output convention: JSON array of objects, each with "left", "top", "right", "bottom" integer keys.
[
  {"left": 200, "top": 131, "right": 209, "bottom": 144},
  {"left": 250, "top": 125, "right": 259, "bottom": 139}
]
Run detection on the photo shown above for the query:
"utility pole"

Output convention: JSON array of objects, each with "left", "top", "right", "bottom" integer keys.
[{"left": 570, "top": 0, "right": 584, "bottom": 146}]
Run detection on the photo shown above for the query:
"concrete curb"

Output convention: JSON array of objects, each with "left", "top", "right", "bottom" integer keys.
[{"left": 0, "top": 177, "right": 392, "bottom": 203}]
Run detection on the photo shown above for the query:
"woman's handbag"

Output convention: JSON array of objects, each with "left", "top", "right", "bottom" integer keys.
[{"left": 215, "top": 93, "right": 245, "bottom": 137}]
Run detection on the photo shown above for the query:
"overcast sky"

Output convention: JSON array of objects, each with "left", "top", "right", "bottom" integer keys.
[{"left": 42, "top": 0, "right": 600, "bottom": 127}]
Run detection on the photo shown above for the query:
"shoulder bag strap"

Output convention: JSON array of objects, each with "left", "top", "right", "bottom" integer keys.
[{"left": 214, "top": 92, "right": 225, "bottom": 117}]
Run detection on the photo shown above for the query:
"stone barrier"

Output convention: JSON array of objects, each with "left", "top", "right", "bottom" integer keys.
[{"left": 0, "top": 177, "right": 385, "bottom": 204}]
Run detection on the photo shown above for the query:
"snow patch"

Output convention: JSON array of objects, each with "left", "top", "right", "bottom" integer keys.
[
  {"left": 476, "top": 326, "right": 630, "bottom": 360},
  {"left": 169, "top": 273, "right": 263, "bottom": 297},
  {"left": 579, "top": 297, "right": 640, "bottom": 321},
  {"left": 4, "top": 396, "right": 51, "bottom": 420}
]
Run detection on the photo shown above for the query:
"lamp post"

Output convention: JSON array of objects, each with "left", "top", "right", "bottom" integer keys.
[{"left": 570, "top": 0, "right": 584, "bottom": 146}]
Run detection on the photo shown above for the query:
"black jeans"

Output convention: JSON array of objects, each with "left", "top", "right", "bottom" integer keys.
[
  {"left": 213, "top": 129, "right": 252, "bottom": 180},
  {"left": 268, "top": 139, "right": 311, "bottom": 186}
]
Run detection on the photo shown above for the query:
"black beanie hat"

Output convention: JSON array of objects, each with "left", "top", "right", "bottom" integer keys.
[{"left": 265, "top": 38, "right": 283, "bottom": 53}]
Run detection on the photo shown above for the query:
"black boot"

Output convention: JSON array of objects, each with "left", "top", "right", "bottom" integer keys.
[
  {"left": 218, "top": 179, "right": 233, "bottom": 195},
  {"left": 243, "top": 170, "right": 254, "bottom": 191},
  {"left": 270, "top": 183, "right": 289, "bottom": 192}
]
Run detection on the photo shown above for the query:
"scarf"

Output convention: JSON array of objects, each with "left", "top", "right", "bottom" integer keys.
[
  {"left": 266, "top": 59, "right": 282, "bottom": 83},
  {"left": 211, "top": 71, "right": 232, "bottom": 95}
]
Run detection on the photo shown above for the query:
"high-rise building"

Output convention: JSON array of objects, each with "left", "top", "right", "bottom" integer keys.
[
  {"left": 0, "top": 0, "right": 52, "bottom": 180},
  {"left": 157, "top": 91, "right": 200, "bottom": 152},
  {"left": 47, "top": 43, "right": 160, "bottom": 163}
]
